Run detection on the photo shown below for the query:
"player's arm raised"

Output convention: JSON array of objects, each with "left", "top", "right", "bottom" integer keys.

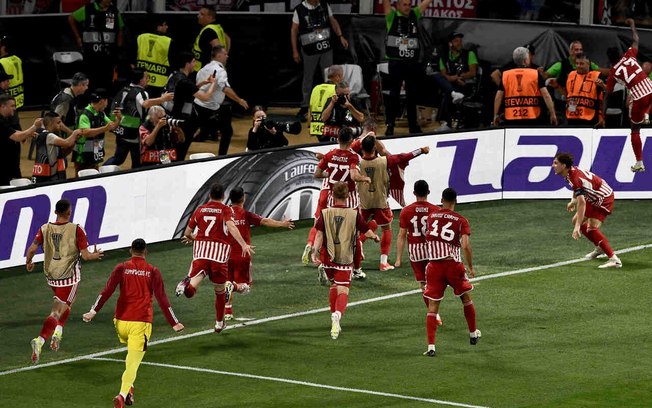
[
  {"left": 626, "top": 18, "right": 639, "bottom": 50},
  {"left": 261, "top": 218, "right": 295, "bottom": 229}
]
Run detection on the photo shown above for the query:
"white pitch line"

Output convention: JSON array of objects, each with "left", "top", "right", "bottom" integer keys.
[
  {"left": 1, "top": 242, "right": 650, "bottom": 378},
  {"left": 91, "top": 357, "right": 489, "bottom": 408}
]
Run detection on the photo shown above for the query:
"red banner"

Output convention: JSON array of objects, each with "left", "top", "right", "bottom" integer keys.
[{"left": 374, "top": 0, "right": 477, "bottom": 18}]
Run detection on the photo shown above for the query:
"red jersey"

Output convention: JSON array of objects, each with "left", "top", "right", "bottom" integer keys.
[
  {"left": 565, "top": 167, "right": 614, "bottom": 207},
  {"left": 607, "top": 47, "right": 652, "bottom": 100},
  {"left": 399, "top": 201, "right": 441, "bottom": 262},
  {"left": 318, "top": 148, "right": 360, "bottom": 192},
  {"left": 426, "top": 208, "right": 471, "bottom": 263},
  {"left": 188, "top": 200, "right": 233, "bottom": 263},
  {"left": 91, "top": 257, "right": 180, "bottom": 327},
  {"left": 229, "top": 205, "right": 263, "bottom": 261},
  {"left": 34, "top": 222, "right": 89, "bottom": 287},
  {"left": 388, "top": 148, "right": 424, "bottom": 189}
]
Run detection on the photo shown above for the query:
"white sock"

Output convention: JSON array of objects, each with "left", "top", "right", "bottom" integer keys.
[
  {"left": 54, "top": 325, "right": 63, "bottom": 334},
  {"left": 380, "top": 254, "right": 388, "bottom": 264},
  {"left": 119, "top": 392, "right": 127, "bottom": 398},
  {"left": 427, "top": 344, "right": 435, "bottom": 351},
  {"left": 38, "top": 336, "right": 45, "bottom": 344}
]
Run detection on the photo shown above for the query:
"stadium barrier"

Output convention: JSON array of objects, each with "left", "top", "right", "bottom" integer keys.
[{"left": 1, "top": 127, "right": 650, "bottom": 269}]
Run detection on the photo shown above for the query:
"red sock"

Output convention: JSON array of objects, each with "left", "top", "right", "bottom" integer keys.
[
  {"left": 590, "top": 228, "right": 615, "bottom": 258},
  {"left": 329, "top": 286, "right": 337, "bottom": 313},
  {"left": 58, "top": 308, "right": 71, "bottom": 327},
  {"left": 353, "top": 239, "right": 362, "bottom": 269},
  {"left": 631, "top": 128, "right": 643, "bottom": 161},
  {"left": 307, "top": 227, "right": 317, "bottom": 246},
  {"left": 463, "top": 300, "right": 477, "bottom": 332},
  {"left": 39, "top": 316, "right": 58, "bottom": 340},
  {"left": 426, "top": 312, "right": 438, "bottom": 345},
  {"left": 380, "top": 229, "right": 392, "bottom": 256},
  {"left": 215, "top": 290, "right": 226, "bottom": 322},
  {"left": 580, "top": 222, "right": 590, "bottom": 238},
  {"left": 184, "top": 284, "right": 196, "bottom": 298},
  {"left": 225, "top": 305, "right": 233, "bottom": 315},
  {"left": 335, "top": 291, "right": 349, "bottom": 316}
]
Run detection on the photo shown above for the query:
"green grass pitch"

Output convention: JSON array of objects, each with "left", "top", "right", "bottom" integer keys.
[{"left": 1, "top": 199, "right": 651, "bottom": 407}]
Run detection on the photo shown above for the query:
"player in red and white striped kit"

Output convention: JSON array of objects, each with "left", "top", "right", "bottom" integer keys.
[
  {"left": 552, "top": 153, "right": 622, "bottom": 268},
  {"left": 423, "top": 188, "right": 479, "bottom": 357},
  {"left": 175, "top": 183, "right": 254, "bottom": 333},
  {"left": 395, "top": 180, "right": 443, "bottom": 325},
  {"left": 605, "top": 18, "right": 650, "bottom": 173},
  {"left": 226, "top": 187, "right": 294, "bottom": 320},
  {"left": 303, "top": 129, "right": 371, "bottom": 280}
]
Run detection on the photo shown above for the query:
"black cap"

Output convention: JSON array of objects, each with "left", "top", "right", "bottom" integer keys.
[
  {"left": 524, "top": 44, "right": 536, "bottom": 54},
  {"left": 90, "top": 88, "right": 109, "bottom": 103},
  {"left": 131, "top": 238, "right": 147, "bottom": 252},
  {"left": 0, "top": 71, "right": 13, "bottom": 81},
  {"left": 448, "top": 32, "right": 464, "bottom": 41}
]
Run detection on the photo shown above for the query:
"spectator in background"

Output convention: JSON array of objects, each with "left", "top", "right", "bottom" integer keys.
[
  {"left": 320, "top": 81, "right": 364, "bottom": 143},
  {"left": 382, "top": 0, "right": 431, "bottom": 135},
  {"left": 165, "top": 51, "right": 216, "bottom": 161},
  {"left": 68, "top": 0, "right": 124, "bottom": 93},
  {"left": 140, "top": 105, "right": 185, "bottom": 166},
  {"left": 544, "top": 40, "right": 608, "bottom": 95},
  {"left": 494, "top": 46, "right": 557, "bottom": 126},
  {"left": 0, "top": 35, "right": 24, "bottom": 125},
  {"left": 308, "top": 64, "right": 343, "bottom": 140},
  {"left": 291, "top": 0, "right": 349, "bottom": 122},
  {"left": 50, "top": 72, "right": 89, "bottom": 136},
  {"left": 565, "top": 54, "right": 605, "bottom": 127},
  {"left": 136, "top": 14, "right": 175, "bottom": 98},
  {"left": 247, "top": 106, "right": 289, "bottom": 151},
  {"left": 194, "top": 45, "right": 248, "bottom": 156},
  {"left": 0, "top": 94, "right": 42, "bottom": 185},
  {"left": 435, "top": 31, "right": 477, "bottom": 131},
  {"left": 105, "top": 68, "right": 173, "bottom": 168},
  {"left": 491, "top": 43, "right": 541, "bottom": 86},
  {"left": 31, "top": 112, "right": 80, "bottom": 184},
  {"left": 193, "top": 6, "right": 230, "bottom": 72},
  {"left": 73, "top": 89, "right": 121, "bottom": 175},
  {"left": 0, "top": 70, "right": 21, "bottom": 131}
]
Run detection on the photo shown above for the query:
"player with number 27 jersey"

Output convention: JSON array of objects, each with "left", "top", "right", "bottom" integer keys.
[{"left": 317, "top": 147, "right": 361, "bottom": 209}]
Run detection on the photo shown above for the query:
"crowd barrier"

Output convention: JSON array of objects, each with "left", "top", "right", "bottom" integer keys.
[{"left": 1, "top": 127, "right": 650, "bottom": 269}]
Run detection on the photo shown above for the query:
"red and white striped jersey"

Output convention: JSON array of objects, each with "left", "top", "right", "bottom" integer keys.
[
  {"left": 188, "top": 200, "right": 233, "bottom": 263},
  {"left": 318, "top": 148, "right": 360, "bottom": 192},
  {"left": 607, "top": 47, "right": 652, "bottom": 100},
  {"left": 565, "top": 167, "right": 614, "bottom": 207},
  {"left": 399, "top": 201, "right": 441, "bottom": 262},
  {"left": 426, "top": 209, "right": 471, "bottom": 263}
]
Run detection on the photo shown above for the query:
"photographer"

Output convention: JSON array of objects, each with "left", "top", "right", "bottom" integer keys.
[
  {"left": 246, "top": 106, "right": 289, "bottom": 151},
  {"left": 139, "top": 105, "right": 185, "bottom": 166},
  {"left": 320, "top": 81, "right": 364, "bottom": 143}
]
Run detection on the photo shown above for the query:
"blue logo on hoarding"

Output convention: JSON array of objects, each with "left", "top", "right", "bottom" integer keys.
[{"left": 0, "top": 186, "right": 118, "bottom": 261}]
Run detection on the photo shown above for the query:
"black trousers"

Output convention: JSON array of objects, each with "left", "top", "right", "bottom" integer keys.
[
  {"left": 384, "top": 60, "right": 422, "bottom": 131},
  {"left": 105, "top": 138, "right": 141, "bottom": 168}
]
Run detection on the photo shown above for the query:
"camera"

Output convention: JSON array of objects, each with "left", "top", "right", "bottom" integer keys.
[
  {"left": 337, "top": 94, "right": 348, "bottom": 105},
  {"left": 166, "top": 117, "right": 185, "bottom": 127},
  {"left": 260, "top": 116, "right": 302, "bottom": 135}
]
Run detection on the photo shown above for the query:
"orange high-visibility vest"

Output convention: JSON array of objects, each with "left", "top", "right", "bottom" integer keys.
[
  {"left": 502, "top": 68, "right": 542, "bottom": 121},
  {"left": 565, "top": 70, "right": 603, "bottom": 123}
]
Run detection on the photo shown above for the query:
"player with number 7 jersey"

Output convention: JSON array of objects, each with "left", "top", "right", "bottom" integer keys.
[{"left": 175, "top": 183, "right": 253, "bottom": 333}]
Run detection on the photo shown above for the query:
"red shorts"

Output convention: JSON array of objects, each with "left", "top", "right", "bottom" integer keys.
[
  {"left": 361, "top": 208, "right": 393, "bottom": 226},
  {"left": 320, "top": 252, "right": 352, "bottom": 287},
  {"left": 50, "top": 282, "right": 79, "bottom": 306},
  {"left": 191, "top": 259, "right": 228, "bottom": 284},
  {"left": 423, "top": 259, "right": 473, "bottom": 301},
  {"left": 629, "top": 94, "right": 652, "bottom": 124},
  {"left": 228, "top": 257, "right": 253, "bottom": 285},
  {"left": 585, "top": 197, "right": 614, "bottom": 222},
  {"left": 410, "top": 260, "right": 429, "bottom": 283}
]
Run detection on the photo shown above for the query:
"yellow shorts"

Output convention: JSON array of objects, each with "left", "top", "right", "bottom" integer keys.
[{"left": 113, "top": 319, "right": 153, "bottom": 352}]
